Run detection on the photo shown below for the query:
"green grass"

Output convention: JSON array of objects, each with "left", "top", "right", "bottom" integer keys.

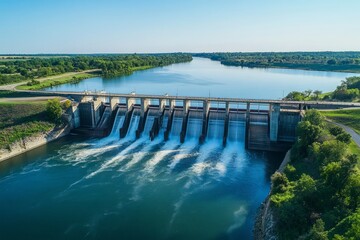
[
  {"left": 321, "top": 109, "right": 360, "bottom": 134},
  {"left": 132, "top": 65, "right": 153, "bottom": 71},
  {"left": 0, "top": 90, "right": 43, "bottom": 98},
  {"left": 0, "top": 102, "right": 55, "bottom": 148},
  {"left": 348, "top": 140, "right": 360, "bottom": 159},
  {"left": 16, "top": 73, "right": 97, "bottom": 90}
]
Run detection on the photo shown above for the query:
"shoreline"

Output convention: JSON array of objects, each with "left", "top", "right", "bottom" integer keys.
[
  {"left": 0, "top": 124, "right": 71, "bottom": 163},
  {"left": 254, "top": 150, "right": 292, "bottom": 240}
]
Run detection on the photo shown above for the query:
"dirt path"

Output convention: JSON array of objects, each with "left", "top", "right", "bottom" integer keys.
[
  {"left": 326, "top": 119, "right": 360, "bottom": 147},
  {"left": 0, "top": 69, "right": 100, "bottom": 91}
]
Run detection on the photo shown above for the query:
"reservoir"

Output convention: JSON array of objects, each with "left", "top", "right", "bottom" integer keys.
[
  {"left": 0, "top": 58, "right": 357, "bottom": 239},
  {"left": 45, "top": 57, "right": 357, "bottom": 99}
]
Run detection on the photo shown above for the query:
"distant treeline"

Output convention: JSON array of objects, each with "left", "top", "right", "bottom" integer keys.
[
  {"left": 285, "top": 76, "right": 360, "bottom": 102},
  {"left": 194, "top": 52, "right": 360, "bottom": 73},
  {"left": 0, "top": 53, "right": 192, "bottom": 85}
]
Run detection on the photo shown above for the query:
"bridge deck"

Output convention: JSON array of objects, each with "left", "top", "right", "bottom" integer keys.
[{"left": 21, "top": 90, "right": 360, "bottom": 108}]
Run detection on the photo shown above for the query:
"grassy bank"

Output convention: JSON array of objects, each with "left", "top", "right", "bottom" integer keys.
[
  {"left": 0, "top": 90, "right": 41, "bottom": 98},
  {"left": 15, "top": 65, "right": 156, "bottom": 90},
  {"left": 16, "top": 72, "right": 98, "bottom": 90},
  {"left": 321, "top": 109, "right": 360, "bottom": 134},
  {"left": 0, "top": 101, "right": 55, "bottom": 148}
]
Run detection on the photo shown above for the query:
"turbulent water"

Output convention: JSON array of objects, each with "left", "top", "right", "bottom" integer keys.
[{"left": 0, "top": 109, "right": 283, "bottom": 239}]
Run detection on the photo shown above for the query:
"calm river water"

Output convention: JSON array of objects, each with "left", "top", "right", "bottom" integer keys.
[
  {"left": 45, "top": 57, "right": 357, "bottom": 99},
  {"left": 0, "top": 58, "right": 357, "bottom": 240}
]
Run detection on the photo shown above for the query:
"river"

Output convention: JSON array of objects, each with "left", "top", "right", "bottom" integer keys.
[
  {"left": 45, "top": 57, "right": 357, "bottom": 99},
  {"left": 0, "top": 58, "right": 357, "bottom": 240}
]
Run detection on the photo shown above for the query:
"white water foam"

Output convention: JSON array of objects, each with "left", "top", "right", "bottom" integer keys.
[{"left": 168, "top": 139, "right": 199, "bottom": 170}]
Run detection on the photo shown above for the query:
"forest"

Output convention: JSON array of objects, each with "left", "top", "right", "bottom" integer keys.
[
  {"left": 0, "top": 54, "right": 192, "bottom": 85},
  {"left": 194, "top": 52, "right": 360, "bottom": 73}
]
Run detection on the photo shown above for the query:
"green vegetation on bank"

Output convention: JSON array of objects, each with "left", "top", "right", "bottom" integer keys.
[
  {"left": 0, "top": 90, "right": 41, "bottom": 98},
  {"left": 269, "top": 110, "right": 360, "bottom": 239},
  {"left": 195, "top": 52, "right": 360, "bottom": 73},
  {"left": 0, "top": 98, "right": 70, "bottom": 149},
  {"left": 285, "top": 76, "right": 360, "bottom": 102},
  {"left": 0, "top": 53, "right": 193, "bottom": 86},
  {"left": 0, "top": 102, "right": 54, "bottom": 148},
  {"left": 321, "top": 109, "right": 360, "bottom": 135},
  {"left": 16, "top": 72, "right": 97, "bottom": 90}
]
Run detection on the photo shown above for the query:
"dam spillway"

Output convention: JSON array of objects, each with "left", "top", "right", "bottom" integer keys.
[{"left": 67, "top": 93, "right": 311, "bottom": 151}]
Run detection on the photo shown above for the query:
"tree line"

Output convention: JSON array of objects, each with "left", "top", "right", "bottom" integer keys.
[
  {"left": 0, "top": 53, "right": 192, "bottom": 85},
  {"left": 194, "top": 52, "right": 360, "bottom": 73}
]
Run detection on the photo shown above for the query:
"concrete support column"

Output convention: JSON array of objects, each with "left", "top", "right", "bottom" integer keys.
[
  {"left": 203, "top": 100, "right": 210, "bottom": 118},
  {"left": 160, "top": 99, "right": 167, "bottom": 111},
  {"left": 170, "top": 99, "right": 176, "bottom": 109},
  {"left": 183, "top": 100, "right": 190, "bottom": 116},
  {"left": 126, "top": 98, "right": 136, "bottom": 110},
  {"left": 93, "top": 98, "right": 103, "bottom": 126},
  {"left": 245, "top": 102, "right": 251, "bottom": 149},
  {"left": 246, "top": 102, "right": 250, "bottom": 118},
  {"left": 110, "top": 97, "right": 119, "bottom": 110},
  {"left": 270, "top": 103, "right": 280, "bottom": 142},
  {"left": 81, "top": 95, "right": 94, "bottom": 102},
  {"left": 71, "top": 103, "right": 80, "bottom": 128},
  {"left": 225, "top": 102, "right": 230, "bottom": 116},
  {"left": 94, "top": 96, "right": 106, "bottom": 103},
  {"left": 141, "top": 98, "right": 150, "bottom": 117}
]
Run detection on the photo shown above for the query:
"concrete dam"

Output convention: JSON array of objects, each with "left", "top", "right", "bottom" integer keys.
[{"left": 52, "top": 91, "right": 359, "bottom": 151}]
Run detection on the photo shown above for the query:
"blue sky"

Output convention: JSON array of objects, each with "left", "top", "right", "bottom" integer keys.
[{"left": 1, "top": 0, "right": 359, "bottom": 53}]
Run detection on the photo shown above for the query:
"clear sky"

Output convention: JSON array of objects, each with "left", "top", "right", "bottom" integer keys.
[{"left": 1, "top": 0, "right": 360, "bottom": 54}]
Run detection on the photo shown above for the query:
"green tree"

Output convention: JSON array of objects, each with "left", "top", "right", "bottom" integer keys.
[
  {"left": 336, "top": 132, "right": 351, "bottom": 144},
  {"left": 303, "top": 110, "right": 324, "bottom": 127},
  {"left": 307, "top": 219, "right": 328, "bottom": 240},
  {"left": 297, "top": 121, "right": 322, "bottom": 147},
  {"left": 46, "top": 98, "right": 62, "bottom": 123},
  {"left": 313, "top": 90, "right": 322, "bottom": 100}
]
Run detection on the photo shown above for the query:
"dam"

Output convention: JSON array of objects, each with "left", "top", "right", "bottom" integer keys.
[{"left": 36, "top": 90, "right": 359, "bottom": 151}]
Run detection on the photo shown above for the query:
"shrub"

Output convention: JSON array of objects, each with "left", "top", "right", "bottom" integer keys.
[
  {"left": 46, "top": 98, "right": 62, "bottom": 123},
  {"left": 61, "top": 99, "right": 72, "bottom": 109},
  {"left": 336, "top": 133, "right": 351, "bottom": 144},
  {"left": 329, "top": 126, "right": 345, "bottom": 136}
]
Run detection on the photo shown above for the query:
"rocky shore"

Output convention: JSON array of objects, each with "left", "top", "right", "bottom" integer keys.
[{"left": 0, "top": 125, "right": 71, "bottom": 162}]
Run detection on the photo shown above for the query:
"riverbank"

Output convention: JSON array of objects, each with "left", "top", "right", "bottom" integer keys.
[
  {"left": 0, "top": 69, "right": 101, "bottom": 91},
  {"left": 0, "top": 124, "right": 71, "bottom": 162},
  {"left": 194, "top": 52, "right": 360, "bottom": 74},
  {"left": 220, "top": 61, "right": 360, "bottom": 73},
  {"left": 254, "top": 150, "right": 291, "bottom": 240},
  {"left": 256, "top": 110, "right": 360, "bottom": 239},
  {"left": 0, "top": 100, "right": 73, "bottom": 162}
]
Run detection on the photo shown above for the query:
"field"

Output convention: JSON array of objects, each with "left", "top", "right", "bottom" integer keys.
[
  {"left": 0, "top": 101, "right": 55, "bottom": 148},
  {"left": 321, "top": 109, "right": 360, "bottom": 134}
]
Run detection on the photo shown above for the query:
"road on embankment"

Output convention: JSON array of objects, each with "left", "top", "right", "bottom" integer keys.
[
  {"left": 0, "top": 69, "right": 100, "bottom": 91},
  {"left": 326, "top": 119, "right": 360, "bottom": 147}
]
